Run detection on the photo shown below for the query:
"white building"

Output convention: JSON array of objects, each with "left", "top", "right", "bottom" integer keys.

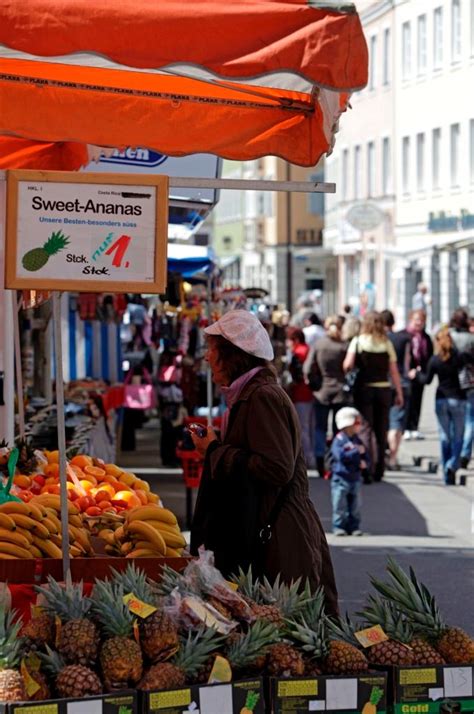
[{"left": 325, "top": 0, "right": 474, "bottom": 327}]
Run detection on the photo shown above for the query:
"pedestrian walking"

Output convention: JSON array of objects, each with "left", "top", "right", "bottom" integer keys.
[
  {"left": 381, "top": 310, "right": 412, "bottom": 470},
  {"left": 330, "top": 407, "right": 368, "bottom": 536},
  {"left": 449, "top": 308, "right": 474, "bottom": 468},
  {"left": 405, "top": 309, "right": 433, "bottom": 440},
  {"left": 411, "top": 282, "right": 430, "bottom": 312},
  {"left": 411, "top": 327, "right": 473, "bottom": 485},
  {"left": 343, "top": 311, "right": 403, "bottom": 482},
  {"left": 305, "top": 315, "right": 348, "bottom": 478},
  {"left": 286, "top": 327, "right": 315, "bottom": 468}
]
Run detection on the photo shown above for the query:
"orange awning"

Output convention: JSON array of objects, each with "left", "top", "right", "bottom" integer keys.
[{"left": 0, "top": 0, "right": 368, "bottom": 167}]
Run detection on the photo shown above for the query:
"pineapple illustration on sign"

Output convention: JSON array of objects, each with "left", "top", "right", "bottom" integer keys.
[
  {"left": 361, "top": 686, "right": 384, "bottom": 714},
  {"left": 240, "top": 690, "right": 260, "bottom": 714},
  {"left": 22, "top": 230, "right": 70, "bottom": 271}
]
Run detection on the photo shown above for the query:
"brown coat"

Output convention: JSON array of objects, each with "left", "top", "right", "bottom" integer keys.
[{"left": 190, "top": 368, "right": 339, "bottom": 616}]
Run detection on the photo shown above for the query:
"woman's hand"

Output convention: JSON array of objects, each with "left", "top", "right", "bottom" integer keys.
[
  {"left": 394, "top": 391, "right": 404, "bottom": 407},
  {"left": 190, "top": 426, "right": 218, "bottom": 456}
]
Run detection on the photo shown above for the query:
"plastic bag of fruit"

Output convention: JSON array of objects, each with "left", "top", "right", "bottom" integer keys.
[{"left": 165, "top": 587, "right": 237, "bottom": 635}]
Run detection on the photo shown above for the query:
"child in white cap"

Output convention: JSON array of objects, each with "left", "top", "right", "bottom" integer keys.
[{"left": 330, "top": 407, "right": 369, "bottom": 536}]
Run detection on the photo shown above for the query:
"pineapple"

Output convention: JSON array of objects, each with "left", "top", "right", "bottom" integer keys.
[
  {"left": 15, "top": 438, "right": 39, "bottom": 475},
  {"left": 266, "top": 642, "right": 305, "bottom": 678},
  {"left": 0, "top": 605, "right": 25, "bottom": 702},
  {"left": 138, "top": 627, "right": 223, "bottom": 691},
  {"left": 41, "top": 646, "right": 102, "bottom": 699},
  {"left": 226, "top": 620, "right": 280, "bottom": 678},
  {"left": 111, "top": 565, "right": 179, "bottom": 664},
  {"left": 360, "top": 595, "right": 445, "bottom": 666},
  {"left": 155, "top": 565, "right": 190, "bottom": 598},
  {"left": 22, "top": 231, "right": 70, "bottom": 272},
  {"left": 91, "top": 578, "right": 143, "bottom": 689},
  {"left": 20, "top": 607, "right": 54, "bottom": 654},
  {"left": 260, "top": 574, "right": 312, "bottom": 622},
  {"left": 231, "top": 567, "right": 283, "bottom": 626},
  {"left": 361, "top": 686, "right": 384, "bottom": 714},
  {"left": 371, "top": 558, "right": 474, "bottom": 664},
  {"left": 35, "top": 576, "right": 99, "bottom": 667}
]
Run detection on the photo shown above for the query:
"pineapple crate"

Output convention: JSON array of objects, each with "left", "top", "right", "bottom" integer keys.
[
  {"left": 389, "top": 663, "right": 474, "bottom": 713},
  {"left": 5, "top": 691, "right": 138, "bottom": 714},
  {"left": 140, "top": 678, "right": 265, "bottom": 714},
  {"left": 270, "top": 672, "right": 388, "bottom": 714}
]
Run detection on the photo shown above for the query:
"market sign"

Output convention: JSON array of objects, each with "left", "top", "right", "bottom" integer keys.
[
  {"left": 346, "top": 202, "right": 385, "bottom": 231},
  {"left": 5, "top": 170, "right": 168, "bottom": 293}
]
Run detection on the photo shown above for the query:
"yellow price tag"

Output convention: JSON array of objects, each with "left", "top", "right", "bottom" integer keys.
[
  {"left": 123, "top": 592, "right": 157, "bottom": 619},
  {"left": 354, "top": 625, "right": 389, "bottom": 648},
  {"left": 20, "top": 660, "right": 41, "bottom": 697}
]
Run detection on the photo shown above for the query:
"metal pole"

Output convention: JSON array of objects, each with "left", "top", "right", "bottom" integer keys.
[
  {"left": 12, "top": 293, "right": 25, "bottom": 440},
  {"left": 52, "top": 291, "right": 70, "bottom": 579},
  {"left": 168, "top": 177, "right": 336, "bottom": 193},
  {"left": 286, "top": 163, "right": 293, "bottom": 314},
  {"left": 206, "top": 274, "right": 213, "bottom": 427}
]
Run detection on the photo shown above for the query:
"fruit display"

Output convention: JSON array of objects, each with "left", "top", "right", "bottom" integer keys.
[{"left": 105, "top": 504, "right": 187, "bottom": 558}]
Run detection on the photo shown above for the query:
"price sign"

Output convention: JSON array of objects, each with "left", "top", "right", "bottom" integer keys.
[
  {"left": 354, "top": 625, "right": 389, "bottom": 648},
  {"left": 5, "top": 169, "right": 168, "bottom": 293}
]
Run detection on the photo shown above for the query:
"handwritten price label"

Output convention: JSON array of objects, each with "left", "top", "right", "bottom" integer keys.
[
  {"left": 354, "top": 625, "right": 389, "bottom": 648},
  {"left": 123, "top": 592, "right": 157, "bottom": 619}
]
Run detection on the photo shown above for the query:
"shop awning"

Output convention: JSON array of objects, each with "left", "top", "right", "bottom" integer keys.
[
  {"left": 167, "top": 244, "right": 214, "bottom": 278},
  {"left": 0, "top": 0, "right": 368, "bottom": 167}
]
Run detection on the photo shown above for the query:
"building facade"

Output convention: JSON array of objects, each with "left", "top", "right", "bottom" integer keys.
[{"left": 325, "top": 0, "right": 474, "bottom": 327}]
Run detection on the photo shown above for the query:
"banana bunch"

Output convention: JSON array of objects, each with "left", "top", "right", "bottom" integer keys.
[
  {"left": 28, "top": 494, "right": 94, "bottom": 558},
  {"left": 100, "top": 504, "right": 187, "bottom": 558}
]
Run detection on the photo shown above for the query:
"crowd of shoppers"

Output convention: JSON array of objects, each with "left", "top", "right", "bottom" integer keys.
[{"left": 283, "top": 305, "right": 474, "bottom": 498}]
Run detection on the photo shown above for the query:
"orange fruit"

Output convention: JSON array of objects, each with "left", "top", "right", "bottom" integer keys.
[
  {"left": 47, "top": 450, "right": 59, "bottom": 464},
  {"left": 70, "top": 454, "right": 93, "bottom": 468},
  {"left": 133, "top": 478, "right": 150, "bottom": 493},
  {"left": 95, "top": 489, "right": 113, "bottom": 503},
  {"left": 115, "top": 490, "right": 141, "bottom": 508},
  {"left": 13, "top": 474, "right": 32, "bottom": 489},
  {"left": 79, "top": 480, "right": 95, "bottom": 493},
  {"left": 44, "top": 463, "right": 60, "bottom": 478},
  {"left": 134, "top": 489, "right": 148, "bottom": 505},
  {"left": 47, "top": 484, "right": 61, "bottom": 495},
  {"left": 84, "top": 465, "right": 106, "bottom": 479},
  {"left": 104, "top": 463, "right": 123, "bottom": 477},
  {"left": 97, "top": 500, "right": 113, "bottom": 511}
]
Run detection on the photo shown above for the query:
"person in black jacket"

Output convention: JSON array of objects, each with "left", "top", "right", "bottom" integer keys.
[{"left": 411, "top": 327, "right": 473, "bottom": 485}]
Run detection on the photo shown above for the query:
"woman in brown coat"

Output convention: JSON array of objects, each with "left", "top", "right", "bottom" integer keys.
[{"left": 190, "top": 310, "right": 339, "bottom": 616}]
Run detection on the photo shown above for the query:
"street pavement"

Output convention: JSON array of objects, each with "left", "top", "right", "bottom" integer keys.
[{"left": 118, "top": 384, "right": 473, "bottom": 633}]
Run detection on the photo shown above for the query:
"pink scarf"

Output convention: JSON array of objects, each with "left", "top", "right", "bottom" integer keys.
[{"left": 220, "top": 367, "right": 265, "bottom": 438}]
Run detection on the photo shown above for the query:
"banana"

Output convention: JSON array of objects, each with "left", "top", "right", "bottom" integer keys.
[
  {"left": 69, "top": 526, "right": 92, "bottom": 553},
  {"left": 145, "top": 520, "right": 180, "bottom": 535},
  {"left": 0, "top": 513, "right": 17, "bottom": 531},
  {"left": 68, "top": 515, "right": 83, "bottom": 528},
  {"left": 0, "top": 541, "right": 33, "bottom": 558},
  {"left": 165, "top": 547, "right": 184, "bottom": 557},
  {"left": 125, "top": 521, "right": 166, "bottom": 554},
  {"left": 15, "top": 527, "right": 33, "bottom": 544},
  {"left": 10, "top": 514, "right": 50, "bottom": 538},
  {"left": 126, "top": 548, "right": 163, "bottom": 558},
  {"left": 33, "top": 495, "right": 79, "bottom": 515},
  {"left": 127, "top": 505, "right": 177, "bottom": 525},
  {"left": 32, "top": 535, "right": 62, "bottom": 558},
  {"left": 0, "top": 502, "right": 31, "bottom": 516},
  {"left": 105, "top": 544, "right": 118, "bottom": 555},
  {"left": 114, "top": 525, "right": 125, "bottom": 543},
  {"left": 29, "top": 544, "right": 43, "bottom": 558},
  {"left": 120, "top": 542, "right": 134, "bottom": 555},
  {"left": 41, "top": 517, "right": 59, "bottom": 535},
  {"left": 98, "top": 529, "right": 115, "bottom": 546},
  {"left": 24, "top": 502, "right": 45, "bottom": 522},
  {"left": 50, "top": 534, "right": 62, "bottom": 547},
  {"left": 0, "top": 528, "right": 30, "bottom": 548},
  {"left": 150, "top": 528, "right": 186, "bottom": 549},
  {"left": 72, "top": 541, "right": 87, "bottom": 555},
  {"left": 0, "top": 553, "right": 16, "bottom": 559},
  {"left": 43, "top": 510, "right": 62, "bottom": 532},
  {"left": 132, "top": 540, "right": 154, "bottom": 550}
]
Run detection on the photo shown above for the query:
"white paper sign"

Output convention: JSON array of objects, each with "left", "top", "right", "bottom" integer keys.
[
  {"left": 67, "top": 700, "right": 102, "bottom": 714},
  {"left": 443, "top": 666, "right": 473, "bottom": 698},
  {"left": 308, "top": 701, "right": 326, "bottom": 711},
  {"left": 325, "top": 678, "right": 358, "bottom": 710},
  {"left": 199, "top": 684, "right": 233, "bottom": 714},
  {"left": 428, "top": 687, "right": 444, "bottom": 700},
  {"left": 17, "top": 181, "right": 156, "bottom": 282}
]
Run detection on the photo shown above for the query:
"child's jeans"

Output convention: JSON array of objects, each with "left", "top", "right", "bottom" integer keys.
[{"left": 331, "top": 475, "right": 361, "bottom": 534}]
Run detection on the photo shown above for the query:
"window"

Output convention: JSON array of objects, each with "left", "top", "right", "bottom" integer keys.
[
  {"left": 369, "top": 35, "right": 377, "bottom": 89},
  {"left": 416, "top": 133, "right": 425, "bottom": 191},
  {"left": 450, "top": 123, "right": 460, "bottom": 186},
  {"left": 341, "top": 148, "right": 349, "bottom": 200},
  {"left": 451, "top": 0, "right": 461, "bottom": 60},
  {"left": 433, "top": 7, "right": 443, "bottom": 68},
  {"left": 402, "top": 136, "right": 411, "bottom": 194},
  {"left": 417, "top": 15, "right": 427, "bottom": 73},
  {"left": 354, "top": 145, "right": 362, "bottom": 199},
  {"left": 432, "top": 128, "right": 441, "bottom": 190},
  {"left": 383, "top": 28, "right": 391, "bottom": 84},
  {"left": 470, "top": 119, "right": 474, "bottom": 183},
  {"left": 308, "top": 170, "right": 325, "bottom": 215},
  {"left": 402, "top": 21, "right": 412, "bottom": 78},
  {"left": 382, "top": 137, "right": 392, "bottom": 194},
  {"left": 367, "top": 141, "right": 376, "bottom": 197}
]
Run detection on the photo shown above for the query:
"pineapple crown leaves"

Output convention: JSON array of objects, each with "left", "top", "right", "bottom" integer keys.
[
  {"left": 369, "top": 686, "right": 384, "bottom": 706},
  {"left": 38, "top": 644, "right": 66, "bottom": 678},
  {"left": 260, "top": 575, "right": 312, "bottom": 618},
  {"left": 356, "top": 595, "right": 414, "bottom": 644},
  {"left": 244, "top": 690, "right": 260, "bottom": 711},
  {"left": 0, "top": 605, "right": 23, "bottom": 669},
  {"left": 229, "top": 566, "right": 262, "bottom": 603},
  {"left": 35, "top": 575, "right": 93, "bottom": 622},
  {"left": 44, "top": 230, "right": 70, "bottom": 255},
  {"left": 111, "top": 564, "right": 158, "bottom": 606},
  {"left": 226, "top": 619, "right": 279, "bottom": 670},
  {"left": 296, "top": 586, "right": 326, "bottom": 629},
  {"left": 325, "top": 612, "right": 363, "bottom": 649},
  {"left": 90, "top": 578, "right": 136, "bottom": 638},
  {"left": 370, "top": 557, "right": 444, "bottom": 635},
  {"left": 285, "top": 616, "right": 329, "bottom": 661},
  {"left": 172, "top": 627, "right": 225, "bottom": 677},
  {"left": 155, "top": 565, "right": 190, "bottom": 598}
]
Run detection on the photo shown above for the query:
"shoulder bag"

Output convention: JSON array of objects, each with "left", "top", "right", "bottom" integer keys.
[
  {"left": 342, "top": 337, "right": 361, "bottom": 395},
  {"left": 123, "top": 368, "right": 157, "bottom": 410}
]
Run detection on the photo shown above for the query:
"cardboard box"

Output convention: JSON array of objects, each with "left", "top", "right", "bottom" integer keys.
[
  {"left": 7, "top": 690, "right": 137, "bottom": 714},
  {"left": 391, "top": 663, "right": 474, "bottom": 713},
  {"left": 271, "top": 672, "right": 388, "bottom": 714},
  {"left": 141, "top": 678, "right": 265, "bottom": 714}
]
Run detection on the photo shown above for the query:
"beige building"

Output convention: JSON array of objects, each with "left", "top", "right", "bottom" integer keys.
[{"left": 325, "top": 0, "right": 474, "bottom": 326}]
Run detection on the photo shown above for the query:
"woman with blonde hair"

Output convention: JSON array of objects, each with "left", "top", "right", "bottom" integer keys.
[
  {"left": 343, "top": 311, "right": 403, "bottom": 481},
  {"left": 411, "top": 327, "right": 473, "bottom": 485},
  {"left": 305, "top": 315, "right": 348, "bottom": 478}
]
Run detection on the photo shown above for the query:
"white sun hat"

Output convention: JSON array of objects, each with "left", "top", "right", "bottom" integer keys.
[
  {"left": 335, "top": 407, "right": 361, "bottom": 430},
  {"left": 204, "top": 310, "right": 274, "bottom": 361}
]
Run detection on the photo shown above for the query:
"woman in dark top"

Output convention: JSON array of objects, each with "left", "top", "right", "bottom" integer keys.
[{"left": 412, "top": 327, "right": 473, "bottom": 485}]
